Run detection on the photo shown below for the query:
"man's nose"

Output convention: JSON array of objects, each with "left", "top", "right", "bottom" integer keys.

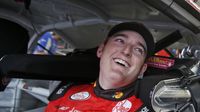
[{"left": 122, "top": 45, "right": 132, "bottom": 57}]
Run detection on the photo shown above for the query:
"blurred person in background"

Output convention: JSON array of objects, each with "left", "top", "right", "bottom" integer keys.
[{"left": 33, "top": 31, "right": 61, "bottom": 55}]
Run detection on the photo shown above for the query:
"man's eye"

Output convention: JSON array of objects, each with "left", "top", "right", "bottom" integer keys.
[
  {"left": 115, "top": 38, "right": 124, "bottom": 43},
  {"left": 133, "top": 48, "right": 144, "bottom": 55}
]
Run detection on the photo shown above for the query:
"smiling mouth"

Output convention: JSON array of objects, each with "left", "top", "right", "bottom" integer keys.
[{"left": 114, "top": 58, "right": 130, "bottom": 68}]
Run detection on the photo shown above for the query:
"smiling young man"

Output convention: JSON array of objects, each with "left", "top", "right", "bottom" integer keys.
[{"left": 45, "top": 22, "right": 155, "bottom": 112}]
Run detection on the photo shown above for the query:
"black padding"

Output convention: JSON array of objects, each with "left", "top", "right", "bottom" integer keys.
[
  {"left": 0, "top": 53, "right": 99, "bottom": 81},
  {"left": 155, "top": 30, "right": 182, "bottom": 53},
  {"left": 0, "top": 18, "right": 29, "bottom": 91},
  {"left": 0, "top": 18, "right": 29, "bottom": 58}
]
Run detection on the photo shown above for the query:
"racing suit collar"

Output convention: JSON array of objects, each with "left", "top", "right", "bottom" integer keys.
[{"left": 94, "top": 79, "right": 138, "bottom": 101}]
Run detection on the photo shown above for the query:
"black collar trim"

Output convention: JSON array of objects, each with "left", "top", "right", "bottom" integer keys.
[{"left": 94, "top": 79, "right": 138, "bottom": 101}]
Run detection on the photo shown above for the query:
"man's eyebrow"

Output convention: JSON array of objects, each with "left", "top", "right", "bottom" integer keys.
[{"left": 112, "top": 33, "right": 128, "bottom": 38}]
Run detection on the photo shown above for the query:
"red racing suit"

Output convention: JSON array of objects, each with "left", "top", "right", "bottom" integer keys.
[{"left": 45, "top": 81, "right": 149, "bottom": 112}]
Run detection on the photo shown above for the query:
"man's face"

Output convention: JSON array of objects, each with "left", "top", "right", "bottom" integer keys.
[{"left": 97, "top": 31, "right": 147, "bottom": 89}]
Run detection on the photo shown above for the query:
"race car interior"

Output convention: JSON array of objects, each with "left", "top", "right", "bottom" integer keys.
[{"left": 0, "top": 0, "right": 200, "bottom": 112}]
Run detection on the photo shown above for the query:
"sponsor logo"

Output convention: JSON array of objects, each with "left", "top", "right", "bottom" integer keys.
[
  {"left": 112, "top": 100, "right": 132, "bottom": 112},
  {"left": 56, "top": 88, "right": 64, "bottom": 94},
  {"left": 70, "top": 91, "right": 90, "bottom": 100},
  {"left": 58, "top": 106, "right": 70, "bottom": 110},
  {"left": 139, "top": 106, "right": 149, "bottom": 112},
  {"left": 69, "top": 107, "right": 82, "bottom": 112},
  {"left": 113, "top": 91, "right": 124, "bottom": 99},
  {"left": 57, "top": 106, "right": 82, "bottom": 112},
  {"left": 56, "top": 83, "right": 74, "bottom": 95},
  {"left": 147, "top": 57, "right": 175, "bottom": 69},
  {"left": 93, "top": 82, "right": 96, "bottom": 87}
]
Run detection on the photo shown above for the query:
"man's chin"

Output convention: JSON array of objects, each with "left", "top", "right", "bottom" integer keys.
[{"left": 109, "top": 73, "right": 125, "bottom": 82}]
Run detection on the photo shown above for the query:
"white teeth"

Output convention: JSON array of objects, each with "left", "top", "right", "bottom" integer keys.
[{"left": 114, "top": 58, "right": 129, "bottom": 67}]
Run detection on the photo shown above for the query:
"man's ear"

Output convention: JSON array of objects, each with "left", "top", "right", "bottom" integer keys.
[
  {"left": 138, "top": 63, "right": 147, "bottom": 78},
  {"left": 97, "top": 43, "right": 104, "bottom": 58}
]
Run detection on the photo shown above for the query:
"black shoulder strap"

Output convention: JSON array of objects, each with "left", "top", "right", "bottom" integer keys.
[{"left": 48, "top": 81, "right": 75, "bottom": 101}]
